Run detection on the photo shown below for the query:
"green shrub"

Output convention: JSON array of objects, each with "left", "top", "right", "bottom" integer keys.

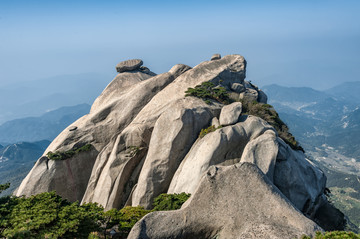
[
  {"left": 47, "top": 144, "right": 93, "bottom": 160},
  {"left": 240, "top": 99, "right": 304, "bottom": 151},
  {"left": 0, "top": 183, "right": 10, "bottom": 194},
  {"left": 0, "top": 192, "right": 191, "bottom": 238},
  {"left": 185, "top": 81, "right": 231, "bottom": 104},
  {"left": 199, "top": 125, "right": 216, "bottom": 138},
  {"left": 152, "top": 192, "right": 191, "bottom": 211},
  {"left": 117, "top": 206, "right": 151, "bottom": 236},
  {"left": 0, "top": 192, "right": 103, "bottom": 238},
  {"left": 301, "top": 231, "right": 360, "bottom": 238},
  {"left": 199, "top": 125, "right": 222, "bottom": 138}
]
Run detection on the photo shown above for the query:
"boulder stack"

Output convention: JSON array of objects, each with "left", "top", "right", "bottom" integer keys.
[{"left": 16, "top": 54, "right": 345, "bottom": 238}]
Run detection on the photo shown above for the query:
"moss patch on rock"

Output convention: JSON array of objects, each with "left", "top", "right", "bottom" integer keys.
[
  {"left": 240, "top": 99, "right": 304, "bottom": 152},
  {"left": 199, "top": 125, "right": 223, "bottom": 138},
  {"left": 47, "top": 144, "right": 93, "bottom": 160}
]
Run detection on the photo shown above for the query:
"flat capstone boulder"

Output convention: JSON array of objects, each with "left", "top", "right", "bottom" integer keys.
[
  {"left": 116, "top": 59, "right": 143, "bottom": 73},
  {"left": 211, "top": 53, "right": 221, "bottom": 60}
]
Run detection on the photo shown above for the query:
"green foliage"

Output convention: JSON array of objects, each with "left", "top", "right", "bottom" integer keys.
[
  {"left": 300, "top": 231, "right": 360, "bottom": 239},
  {"left": 0, "top": 191, "right": 191, "bottom": 238},
  {"left": 128, "top": 146, "right": 141, "bottom": 157},
  {"left": 118, "top": 206, "right": 151, "bottom": 236},
  {"left": 0, "top": 183, "right": 10, "bottom": 194},
  {"left": 102, "top": 206, "right": 151, "bottom": 238},
  {"left": 152, "top": 192, "right": 191, "bottom": 211},
  {"left": 199, "top": 125, "right": 216, "bottom": 138},
  {"left": 47, "top": 144, "right": 93, "bottom": 160},
  {"left": 185, "top": 81, "right": 231, "bottom": 104},
  {"left": 240, "top": 99, "right": 304, "bottom": 151},
  {"left": 199, "top": 125, "right": 223, "bottom": 138},
  {"left": 0, "top": 192, "right": 103, "bottom": 238}
]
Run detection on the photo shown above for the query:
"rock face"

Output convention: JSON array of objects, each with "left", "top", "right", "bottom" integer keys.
[
  {"left": 129, "top": 163, "right": 322, "bottom": 239},
  {"left": 115, "top": 59, "right": 143, "bottom": 73},
  {"left": 211, "top": 53, "right": 221, "bottom": 60},
  {"left": 219, "top": 102, "right": 242, "bottom": 126},
  {"left": 16, "top": 54, "right": 345, "bottom": 235}
]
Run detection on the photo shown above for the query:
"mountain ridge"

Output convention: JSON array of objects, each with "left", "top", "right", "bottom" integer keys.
[{"left": 15, "top": 55, "right": 345, "bottom": 237}]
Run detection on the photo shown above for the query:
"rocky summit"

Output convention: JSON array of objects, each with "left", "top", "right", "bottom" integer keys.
[{"left": 16, "top": 55, "right": 345, "bottom": 238}]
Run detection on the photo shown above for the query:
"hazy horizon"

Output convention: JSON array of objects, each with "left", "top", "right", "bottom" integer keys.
[{"left": 1, "top": 0, "right": 359, "bottom": 90}]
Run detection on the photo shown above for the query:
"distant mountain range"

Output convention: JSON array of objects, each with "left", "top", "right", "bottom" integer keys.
[
  {"left": 0, "top": 104, "right": 91, "bottom": 195},
  {"left": 0, "top": 104, "right": 91, "bottom": 144},
  {"left": 262, "top": 81, "right": 360, "bottom": 161},
  {"left": 0, "top": 73, "right": 111, "bottom": 124},
  {"left": 0, "top": 140, "right": 50, "bottom": 196}
]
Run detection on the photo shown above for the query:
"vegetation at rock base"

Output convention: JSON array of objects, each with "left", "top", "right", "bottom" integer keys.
[
  {"left": 185, "top": 81, "right": 230, "bottom": 104},
  {"left": 0, "top": 192, "right": 103, "bottom": 238},
  {"left": 100, "top": 206, "right": 151, "bottom": 238},
  {"left": 0, "top": 183, "right": 10, "bottom": 194},
  {"left": 47, "top": 143, "right": 93, "bottom": 160},
  {"left": 0, "top": 191, "right": 190, "bottom": 238},
  {"left": 152, "top": 192, "right": 191, "bottom": 211},
  {"left": 300, "top": 231, "right": 360, "bottom": 238},
  {"left": 240, "top": 98, "right": 304, "bottom": 152},
  {"left": 199, "top": 125, "right": 222, "bottom": 138}
]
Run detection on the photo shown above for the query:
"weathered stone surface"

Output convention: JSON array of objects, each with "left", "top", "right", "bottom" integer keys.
[
  {"left": 240, "top": 131, "right": 278, "bottom": 181},
  {"left": 17, "top": 54, "right": 343, "bottom": 235},
  {"left": 115, "top": 59, "right": 143, "bottom": 73},
  {"left": 219, "top": 102, "right": 242, "bottom": 126},
  {"left": 82, "top": 57, "right": 245, "bottom": 209},
  {"left": 240, "top": 88, "right": 259, "bottom": 102},
  {"left": 258, "top": 89, "right": 268, "bottom": 103},
  {"left": 129, "top": 163, "right": 322, "bottom": 239},
  {"left": 273, "top": 138, "right": 326, "bottom": 217},
  {"left": 91, "top": 71, "right": 155, "bottom": 112},
  {"left": 17, "top": 65, "right": 189, "bottom": 202},
  {"left": 211, "top": 117, "right": 220, "bottom": 128},
  {"left": 211, "top": 53, "right": 221, "bottom": 60},
  {"left": 243, "top": 80, "right": 254, "bottom": 89},
  {"left": 231, "top": 82, "right": 245, "bottom": 93},
  {"left": 168, "top": 115, "right": 275, "bottom": 194},
  {"left": 17, "top": 150, "right": 98, "bottom": 202},
  {"left": 131, "top": 97, "right": 219, "bottom": 209},
  {"left": 68, "top": 126, "right": 77, "bottom": 131},
  {"left": 80, "top": 65, "right": 192, "bottom": 208}
]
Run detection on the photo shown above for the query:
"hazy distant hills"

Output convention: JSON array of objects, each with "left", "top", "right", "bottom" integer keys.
[
  {"left": 0, "top": 73, "right": 111, "bottom": 124},
  {"left": 263, "top": 81, "right": 360, "bottom": 158},
  {"left": 325, "top": 81, "right": 360, "bottom": 104},
  {"left": 0, "top": 140, "right": 50, "bottom": 196},
  {"left": 0, "top": 103, "right": 91, "bottom": 195},
  {"left": 0, "top": 104, "right": 90, "bottom": 144}
]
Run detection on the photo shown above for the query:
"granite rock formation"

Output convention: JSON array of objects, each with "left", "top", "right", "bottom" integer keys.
[{"left": 16, "top": 54, "right": 345, "bottom": 237}]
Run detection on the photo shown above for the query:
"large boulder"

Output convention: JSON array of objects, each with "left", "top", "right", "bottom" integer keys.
[
  {"left": 115, "top": 59, "right": 143, "bottom": 73},
  {"left": 168, "top": 115, "right": 275, "bottom": 195},
  {"left": 131, "top": 98, "right": 220, "bottom": 209},
  {"left": 240, "top": 130, "right": 278, "bottom": 181},
  {"left": 82, "top": 55, "right": 246, "bottom": 209},
  {"left": 129, "top": 163, "right": 322, "bottom": 239},
  {"left": 219, "top": 102, "right": 242, "bottom": 126},
  {"left": 16, "top": 64, "right": 188, "bottom": 201}
]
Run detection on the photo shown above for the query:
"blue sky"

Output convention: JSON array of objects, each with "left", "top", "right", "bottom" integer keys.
[{"left": 0, "top": 0, "right": 359, "bottom": 89}]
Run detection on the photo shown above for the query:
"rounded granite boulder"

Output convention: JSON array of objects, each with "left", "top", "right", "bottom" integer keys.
[{"left": 115, "top": 59, "right": 143, "bottom": 73}]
